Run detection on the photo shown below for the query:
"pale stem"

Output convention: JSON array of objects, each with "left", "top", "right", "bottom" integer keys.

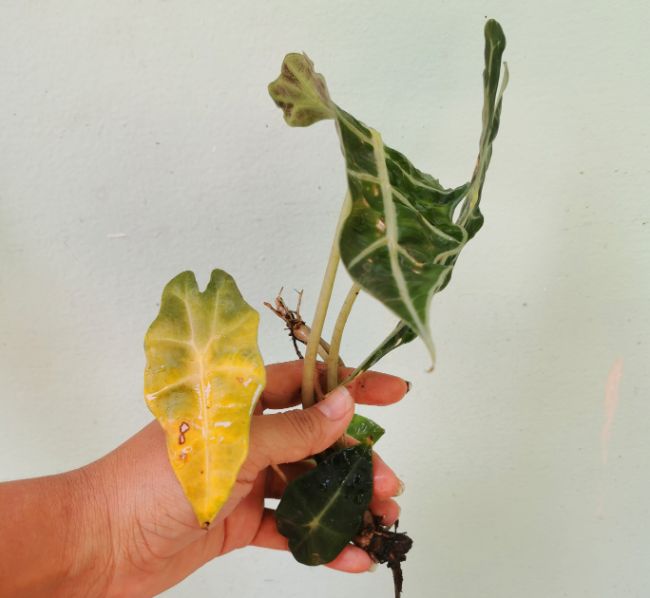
[
  {"left": 301, "top": 193, "right": 352, "bottom": 407},
  {"left": 326, "top": 282, "right": 361, "bottom": 392}
]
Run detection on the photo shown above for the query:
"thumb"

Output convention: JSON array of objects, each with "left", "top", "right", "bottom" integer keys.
[{"left": 244, "top": 386, "right": 354, "bottom": 475}]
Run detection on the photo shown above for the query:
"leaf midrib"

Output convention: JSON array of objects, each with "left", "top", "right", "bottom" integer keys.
[
  {"left": 294, "top": 454, "right": 369, "bottom": 551},
  {"left": 175, "top": 293, "right": 212, "bottom": 518},
  {"left": 370, "top": 129, "right": 426, "bottom": 336}
]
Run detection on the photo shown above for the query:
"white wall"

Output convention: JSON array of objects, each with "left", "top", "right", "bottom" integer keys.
[{"left": 1, "top": 1, "right": 649, "bottom": 596}]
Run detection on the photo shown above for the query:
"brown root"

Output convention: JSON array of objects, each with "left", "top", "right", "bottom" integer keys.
[
  {"left": 264, "top": 289, "right": 343, "bottom": 365},
  {"left": 354, "top": 511, "right": 413, "bottom": 598}
]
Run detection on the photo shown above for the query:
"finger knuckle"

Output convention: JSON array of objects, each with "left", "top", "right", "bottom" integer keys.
[{"left": 288, "top": 410, "right": 321, "bottom": 450}]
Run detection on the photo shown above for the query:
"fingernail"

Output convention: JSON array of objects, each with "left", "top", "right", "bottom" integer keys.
[
  {"left": 316, "top": 387, "right": 352, "bottom": 420},
  {"left": 396, "top": 479, "right": 405, "bottom": 496},
  {"left": 404, "top": 380, "right": 412, "bottom": 394}
]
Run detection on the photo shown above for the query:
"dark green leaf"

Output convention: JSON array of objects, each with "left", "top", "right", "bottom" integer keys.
[
  {"left": 268, "top": 21, "right": 508, "bottom": 369},
  {"left": 276, "top": 445, "right": 373, "bottom": 565},
  {"left": 346, "top": 414, "right": 385, "bottom": 446},
  {"left": 346, "top": 321, "right": 417, "bottom": 381},
  {"left": 456, "top": 19, "right": 508, "bottom": 231}
]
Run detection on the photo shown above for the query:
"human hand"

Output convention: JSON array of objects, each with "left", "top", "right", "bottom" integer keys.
[{"left": 83, "top": 360, "right": 409, "bottom": 596}]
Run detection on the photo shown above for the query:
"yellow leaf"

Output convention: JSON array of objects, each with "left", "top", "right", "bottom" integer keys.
[{"left": 144, "top": 270, "right": 265, "bottom": 527}]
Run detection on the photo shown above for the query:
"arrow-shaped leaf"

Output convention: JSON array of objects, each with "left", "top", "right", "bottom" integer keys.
[
  {"left": 269, "top": 20, "right": 508, "bottom": 369},
  {"left": 144, "top": 270, "right": 266, "bottom": 527}
]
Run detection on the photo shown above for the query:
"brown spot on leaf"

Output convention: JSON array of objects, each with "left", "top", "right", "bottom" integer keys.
[{"left": 179, "top": 421, "right": 190, "bottom": 445}]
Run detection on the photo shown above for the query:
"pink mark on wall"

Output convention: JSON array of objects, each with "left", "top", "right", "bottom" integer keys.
[{"left": 601, "top": 358, "right": 624, "bottom": 467}]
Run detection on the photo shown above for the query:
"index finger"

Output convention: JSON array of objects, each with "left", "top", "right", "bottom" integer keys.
[{"left": 260, "top": 360, "right": 409, "bottom": 410}]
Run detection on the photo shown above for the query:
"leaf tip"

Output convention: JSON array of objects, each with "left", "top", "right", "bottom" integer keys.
[
  {"left": 164, "top": 269, "right": 198, "bottom": 293},
  {"left": 268, "top": 53, "right": 335, "bottom": 127},
  {"left": 422, "top": 334, "right": 437, "bottom": 373},
  {"left": 484, "top": 18, "right": 506, "bottom": 49}
]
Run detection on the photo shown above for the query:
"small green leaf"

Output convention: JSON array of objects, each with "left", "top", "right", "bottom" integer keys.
[
  {"left": 347, "top": 321, "right": 418, "bottom": 380},
  {"left": 276, "top": 445, "right": 373, "bottom": 565},
  {"left": 347, "top": 414, "right": 385, "bottom": 446}
]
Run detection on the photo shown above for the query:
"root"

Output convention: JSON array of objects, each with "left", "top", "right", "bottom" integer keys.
[
  {"left": 264, "top": 289, "right": 343, "bottom": 366},
  {"left": 354, "top": 512, "right": 413, "bottom": 598}
]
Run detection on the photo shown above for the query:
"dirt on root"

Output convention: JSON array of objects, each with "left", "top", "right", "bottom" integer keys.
[{"left": 354, "top": 511, "right": 414, "bottom": 598}]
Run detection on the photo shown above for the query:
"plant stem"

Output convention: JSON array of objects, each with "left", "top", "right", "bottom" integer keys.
[
  {"left": 301, "top": 193, "right": 351, "bottom": 408},
  {"left": 326, "top": 282, "right": 361, "bottom": 392}
]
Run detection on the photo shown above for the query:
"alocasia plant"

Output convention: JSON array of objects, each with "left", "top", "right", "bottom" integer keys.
[{"left": 144, "top": 19, "right": 507, "bottom": 597}]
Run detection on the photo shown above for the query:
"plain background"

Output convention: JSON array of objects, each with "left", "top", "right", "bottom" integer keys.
[{"left": 1, "top": 1, "right": 649, "bottom": 596}]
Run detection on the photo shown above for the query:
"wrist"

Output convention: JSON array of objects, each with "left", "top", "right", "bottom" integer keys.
[
  {"left": 67, "top": 465, "right": 117, "bottom": 596},
  {"left": 0, "top": 467, "right": 114, "bottom": 597}
]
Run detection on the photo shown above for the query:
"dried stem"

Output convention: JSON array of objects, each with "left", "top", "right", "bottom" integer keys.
[
  {"left": 263, "top": 291, "right": 334, "bottom": 362},
  {"left": 326, "top": 282, "right": 361, "bottom": 392}
]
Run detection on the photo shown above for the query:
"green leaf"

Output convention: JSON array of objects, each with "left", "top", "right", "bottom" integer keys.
[
  {"left": 144, "top": 270, "right": 266, "bottom": 527},
  {"left": 267, "top": 53, "right": 335, "bottom": 126},
  {"left": 347, "top": 321, "right": 418, "bottom": 381},
  {"left": 268, "top": 21, "right": 508, "bottom": 369},
  {"left": 456, "top": 19, "right": 509, "bottom": 232},
  {"left": 276, "top": 445, "right": 373, "bottom": 565},
  {"left": 347, "top": 414, "right": 385, "bottom": 446}
]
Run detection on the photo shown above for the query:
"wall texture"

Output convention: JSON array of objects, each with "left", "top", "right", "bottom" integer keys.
[{"left": 1, "top": 1, "right": 649, "bottom": 596}]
